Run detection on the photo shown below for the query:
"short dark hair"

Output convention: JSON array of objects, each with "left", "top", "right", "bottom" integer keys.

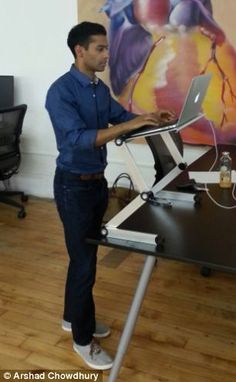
[{"left": 67, "top": 21, "right": 107, "bottom": 58}]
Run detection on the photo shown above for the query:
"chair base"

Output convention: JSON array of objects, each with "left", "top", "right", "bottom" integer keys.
[{"left": 0, "top": 191, "right": 28, "bottom": 218}]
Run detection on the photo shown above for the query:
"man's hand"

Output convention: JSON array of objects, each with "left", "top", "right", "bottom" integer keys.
[
  {"left": 127, "top": 110, "right": 177, "bottom": 132},
  {"left": 127, "top": 112, "right": 163, "bottom": 131},
  {"left": 154, "top": 109, "right": 177, "bottom": 123}
]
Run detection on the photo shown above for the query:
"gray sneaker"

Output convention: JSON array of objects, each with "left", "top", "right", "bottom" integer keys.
[
  {"left": 73, "top": 339, "right": 113, "bottom": 370},
  {"left": 62, "top": 319, "right": 111, "bottom": 338},
  {"left": 61, "top": 319, "right": 72, "bottom": 332}
]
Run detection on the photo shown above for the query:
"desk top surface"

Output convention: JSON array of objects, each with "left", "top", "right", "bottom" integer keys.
[{"left": 90, "top": 145, "right": 236, "bottom": 272}]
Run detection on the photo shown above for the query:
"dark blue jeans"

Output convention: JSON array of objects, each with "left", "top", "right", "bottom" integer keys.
[{"left": 54, "top": 167, "right": 108, "bottom": 345}]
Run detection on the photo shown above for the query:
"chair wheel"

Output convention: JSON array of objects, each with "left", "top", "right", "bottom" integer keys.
[
  {"left": 18, "top": 209, "right": 26, "bottom": 219},
  {"left": 21, "top": 194, "right": 28, "bottom": 202}
]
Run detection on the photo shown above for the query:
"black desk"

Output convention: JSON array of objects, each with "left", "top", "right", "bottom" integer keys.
[{"left": 90, "top": 145, "right": 236, "bottom": 382}]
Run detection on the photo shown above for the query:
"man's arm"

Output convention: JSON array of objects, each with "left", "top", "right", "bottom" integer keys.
[
  {"left": 46, "top": 84, "right": 175, "bottom": 150},
  {"left": 95, "top": 113, "right": 162, "bottom": 147}
]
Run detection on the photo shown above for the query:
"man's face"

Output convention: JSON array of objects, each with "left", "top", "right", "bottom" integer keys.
[{"left": 78, "top": 35, "right": 109, "bottom": 73}]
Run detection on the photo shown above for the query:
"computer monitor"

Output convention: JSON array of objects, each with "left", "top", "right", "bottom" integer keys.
[{"left": 0, "top": 75, "right": 14, "bottom": 109}]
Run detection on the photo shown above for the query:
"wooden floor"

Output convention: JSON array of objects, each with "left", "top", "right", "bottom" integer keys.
[{"left": 0, "top": 197, "right": 236, "bottom": 381}]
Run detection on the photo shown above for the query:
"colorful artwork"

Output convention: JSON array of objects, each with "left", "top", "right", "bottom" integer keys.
[{"left": 99, "top": 0, "right": 236, "bottom": 145}]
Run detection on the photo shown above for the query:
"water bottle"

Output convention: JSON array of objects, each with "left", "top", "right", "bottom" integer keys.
[{"left": 219, "top": 151, "right": 232, "bottom": 188}]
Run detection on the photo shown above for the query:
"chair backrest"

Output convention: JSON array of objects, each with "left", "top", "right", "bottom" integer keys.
[
  {"left": 145, "top": 131, "right": 183, "bottom": 185},
  {"left": 0, "top": 104, "right": 27, "bottom": 180}
]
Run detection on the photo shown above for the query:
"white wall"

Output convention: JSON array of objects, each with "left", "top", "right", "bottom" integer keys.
[
  {"left": 0, "top": 1, "right": 205, "bottom": 197},
  {"left": 0, "top": 0, "right": 77, "bottom": 197}
]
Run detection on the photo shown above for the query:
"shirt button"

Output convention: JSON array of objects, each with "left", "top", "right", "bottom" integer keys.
[{"left": 93, "top": 94, "right": 96, "bottom": 98}]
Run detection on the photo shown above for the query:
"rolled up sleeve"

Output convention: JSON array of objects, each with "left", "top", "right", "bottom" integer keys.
[{"left": 46, "top": 86, "right": 97, "bottom": 151}]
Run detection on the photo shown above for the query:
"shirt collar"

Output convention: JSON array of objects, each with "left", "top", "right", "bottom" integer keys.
[{"left": 70, "top": 65, "right": 99, "bottom": 87}]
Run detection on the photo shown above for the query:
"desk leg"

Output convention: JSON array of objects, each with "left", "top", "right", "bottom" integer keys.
[{"left": 108, "top": 255, "right": 157, "bottom": 382}]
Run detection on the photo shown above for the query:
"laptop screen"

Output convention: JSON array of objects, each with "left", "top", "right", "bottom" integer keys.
[
  {"left": 116, "top": 73, "right": 212, "bottom": 143},
  {"left": 176, "top": 72, "right": 212, "bottom": 130}
]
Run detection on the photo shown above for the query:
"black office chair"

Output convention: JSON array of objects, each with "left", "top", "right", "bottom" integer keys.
[{"left": 0, "top": 104, "right": 28, "bottom": 218}]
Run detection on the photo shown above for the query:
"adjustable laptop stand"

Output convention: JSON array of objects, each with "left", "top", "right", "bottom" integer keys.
[{"left": 101, "top": 127, "right": 188, "bottom": 247}]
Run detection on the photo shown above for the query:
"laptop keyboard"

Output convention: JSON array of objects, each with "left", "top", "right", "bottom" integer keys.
[{"left": 124, "top": 118, "right": 179, "bottom": 139}]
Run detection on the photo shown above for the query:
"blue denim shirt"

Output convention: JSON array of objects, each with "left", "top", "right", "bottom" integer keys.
[{"left": 45, "top": 65, "right": 135, "bottom": 174}]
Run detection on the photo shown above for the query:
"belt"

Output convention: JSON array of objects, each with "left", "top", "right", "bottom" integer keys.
[
  {"left": 57, "top": 168, "right": 105, "bottom": 181},
  {"left": 78, "top": 172, "right": 104, "bottom": 181}
]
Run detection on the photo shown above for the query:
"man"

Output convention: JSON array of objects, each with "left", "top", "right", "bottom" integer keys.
[{"left": 46, "top": 21, "right": 174, "bottom": 370}]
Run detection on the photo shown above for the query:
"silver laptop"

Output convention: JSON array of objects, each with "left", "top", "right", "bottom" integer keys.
[{"left": 124, "top": 73, "right": 212, "bottom": 140}]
